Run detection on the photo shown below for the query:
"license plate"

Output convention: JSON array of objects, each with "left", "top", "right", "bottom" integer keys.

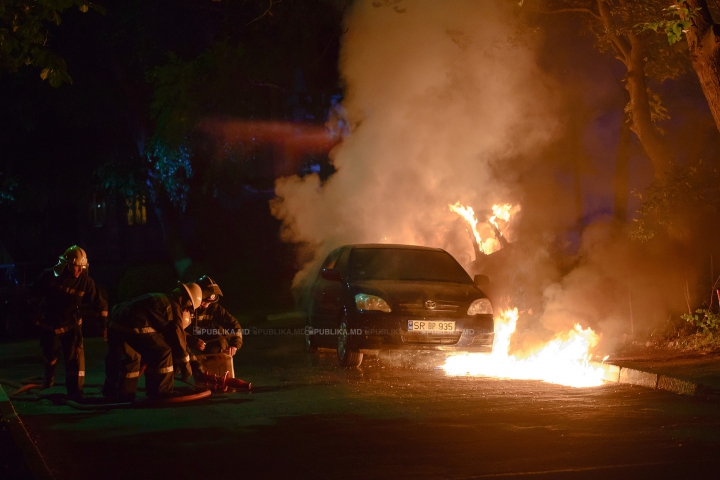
[{"left": 407, "top": 320, "right": 455, "bottom": 332}]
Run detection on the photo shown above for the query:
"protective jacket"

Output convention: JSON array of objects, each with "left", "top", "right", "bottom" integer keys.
[
  {"left": 31, "top": 268, "right": 108, "bottom": 330},
  {"left": 30, "top": 268, "right": 108, "bottom": 395},
  {"left": 187, "top": 302, "right": 243, "bottom": 349},
  {"left": 104, "top": 293, "right": 191, "bottom": 399},
  {"left": 110, "top": 293, "right": 190, "bottom": 366}
]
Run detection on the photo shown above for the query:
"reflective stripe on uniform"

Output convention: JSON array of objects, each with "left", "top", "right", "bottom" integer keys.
[
  {"left": 146, "top": 365, "right": 174, "bottom": 374},
  {"left": 77, "top": 371, "right": 85, "bottom": 377},
  {"left": 124, "top": 371, "right": 140, "bottom": 378},
  {"left": 182, "top": 355, "right": 190, "bottom": 363},
  {"left": 109, "top": 323, "right": 157, "bottom": 334}
]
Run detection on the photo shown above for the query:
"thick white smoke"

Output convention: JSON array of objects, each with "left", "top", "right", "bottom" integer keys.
[{"left": 271, "top": 0, "right": 560, "bottom": 292}]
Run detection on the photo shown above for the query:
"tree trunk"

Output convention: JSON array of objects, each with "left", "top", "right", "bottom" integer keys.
[
  {"left": 625, "top": 34, "right": 674, "bottom": 179},
  {"left": 683, "top": 0, "right": 720, "bottom": 133},
  {"left": 613, "top": 95, "right": 632, "bottom": 224}
]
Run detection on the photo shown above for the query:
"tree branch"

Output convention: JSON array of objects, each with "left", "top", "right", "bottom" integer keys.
[
  {"left": 539, "top": 7, "right": 602, "bottom": 22},
  {"left": 246, "top": 0, "right": 282, "bottom": 27},
  {"left": 597, "top": 0, "right": 631, "bottom": 62}
]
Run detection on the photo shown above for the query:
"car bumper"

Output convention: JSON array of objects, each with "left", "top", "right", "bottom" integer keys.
[{"left": 346, "top": 311, "right": 495, "bottom": 352}]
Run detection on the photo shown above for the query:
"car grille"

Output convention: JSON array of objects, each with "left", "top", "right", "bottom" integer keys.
[
  {"left": 471, "top": 334, "right": 494, "bottom": 346},
  {"left": 397, "top": 301, "right": 462, "bottom": 315},
  {"left": 401, "top": 333, "right": 462, "bottom": 345}
]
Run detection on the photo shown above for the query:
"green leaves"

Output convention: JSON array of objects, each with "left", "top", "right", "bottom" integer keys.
[
  {"left": 0, "top": 0, "right": 103, "bottom": 86},
  {"left": 681, "top": 309, "right": 720, "bottom": 335},
  {"left": 638, "top": 2, "right": 700, "bottom": 45}
]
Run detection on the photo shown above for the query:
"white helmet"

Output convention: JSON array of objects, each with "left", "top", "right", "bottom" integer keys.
[
  {"left": 178, "top": 282, "right": 203, "bottom": 311},
  {"left": 53, "top": 245, "right": 88, "bottom": 276}
]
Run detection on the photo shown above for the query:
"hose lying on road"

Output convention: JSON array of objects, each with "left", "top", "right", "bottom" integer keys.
[
  {"left": 64, "top": 388, "right": 212, "bottom": 410},
  {"left": 0, "top": 378, "right": 212, "bottom": 409}
]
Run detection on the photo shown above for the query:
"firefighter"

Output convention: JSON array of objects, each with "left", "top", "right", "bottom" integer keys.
[
  {"left": 30, "top": 245, "right": 108, "bottom": 399},
  {"left": 186, "top": 276, "right": 243, "bottom": 377},
  {"left": 102, "top": 282, "right": 201, "bottom": 400}
]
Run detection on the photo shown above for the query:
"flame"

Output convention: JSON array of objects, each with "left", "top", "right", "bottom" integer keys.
[
  {"left": 488, "top": 203, "right": 521, "bottom": 230},
  {"left": 448, "top": 202, "right": 483, "bottom": 249},
  {"left": 442, "top": 308, "right": 606, "bottom": 388},
  {"left": 448, "top": 202, "right": 521, "bottom": 255}
]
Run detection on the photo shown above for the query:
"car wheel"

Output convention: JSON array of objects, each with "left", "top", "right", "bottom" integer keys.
[{"left": 337, "top": 319, "right": 363, "bottom": 367}]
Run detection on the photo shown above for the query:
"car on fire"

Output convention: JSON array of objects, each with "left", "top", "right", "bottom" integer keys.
[{"left": 306, "top": 244, "right": 495, "bottom": 366}]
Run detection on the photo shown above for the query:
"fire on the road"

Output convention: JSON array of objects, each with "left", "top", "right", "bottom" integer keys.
[{"left": 442, "top": 308, "right": 608, "bottom": 388}]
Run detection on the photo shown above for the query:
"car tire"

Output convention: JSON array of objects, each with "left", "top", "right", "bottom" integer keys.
[{"left": 337, "top": 319, "right": 363, "bottom": 367}]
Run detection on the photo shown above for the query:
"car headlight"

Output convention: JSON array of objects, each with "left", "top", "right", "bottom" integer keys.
[
  {"left": 355, "top": 294, "right": 391, "bottom": 312},
  {"left": 467, "top": 298, "right": 493, "bottom": 315}
]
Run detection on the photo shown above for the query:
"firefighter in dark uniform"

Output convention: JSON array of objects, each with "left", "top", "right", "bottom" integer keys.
[
  {"left": 186, "top": 276, "right": 243, "bottom": 377},
  {"left": 30, "top": 245, "right": 108, "bottom": 398},
  {"left": 102, "top": 282, "right": 201, "bottom": 400}
]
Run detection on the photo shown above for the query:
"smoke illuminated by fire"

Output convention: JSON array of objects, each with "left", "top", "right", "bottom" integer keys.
[
  {"left": 443, "top": 308, "right": 607, "bottom": 388},
  {"left": 271, "top": 1, "right": 560, "bottom": 288}
]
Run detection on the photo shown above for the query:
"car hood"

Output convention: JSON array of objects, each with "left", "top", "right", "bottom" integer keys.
[{"left": 349, "top": 279, "right": 485, "bottom": 305}]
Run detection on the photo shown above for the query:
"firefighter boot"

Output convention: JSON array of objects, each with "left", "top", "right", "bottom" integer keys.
[{"left": 42, "top": 359, "right": 57, "bottom": 389}]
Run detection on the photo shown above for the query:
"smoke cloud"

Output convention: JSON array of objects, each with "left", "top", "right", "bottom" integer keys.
[{"left": 271, "top": 0, "right": 560, "bottom": 291}]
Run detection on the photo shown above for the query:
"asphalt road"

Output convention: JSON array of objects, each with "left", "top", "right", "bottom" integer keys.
[{"left": 1, "top": 323, "right": 720, "bottom": 480}]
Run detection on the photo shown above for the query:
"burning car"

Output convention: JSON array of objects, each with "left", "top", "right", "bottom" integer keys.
[{"left": 306, "top": 244, "right": 495, "bottom": 366}]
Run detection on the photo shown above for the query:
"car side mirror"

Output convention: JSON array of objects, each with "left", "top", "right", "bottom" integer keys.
[
  {"left": 473, "top": 274, "right": 489, "bottom": 290},
  {"left": 321, "top": 268, "right": 342, "bottom": 282}
]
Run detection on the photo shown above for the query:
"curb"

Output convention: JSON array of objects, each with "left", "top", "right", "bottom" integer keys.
[
  {"left": 0, "top": 385, "right": 54, "bottom": 480},
  {"left": 595, "top": 362, "right": 720, "bottom": 401}
]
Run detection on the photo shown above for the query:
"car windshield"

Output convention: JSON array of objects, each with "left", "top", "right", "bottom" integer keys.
[{"left": 348, "top": 248, "right": 472, "bottom": 284}]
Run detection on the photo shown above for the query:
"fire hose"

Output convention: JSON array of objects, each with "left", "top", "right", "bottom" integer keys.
[
  {"left": 196, "top": 371, "right": 252, "bottom": 392},
  {"left": 0, "top": 377, "right": 213, "bottom": 410}
]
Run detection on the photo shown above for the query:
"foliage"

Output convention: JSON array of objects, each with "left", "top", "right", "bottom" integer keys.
[
  {"left": 624, "top": 87, "right": 671, "bottom": 133},
  {"left": 518, "top": 0, "right": 691, "bottom": 83},
  {"left": 95, "top": 157, "right": 147, "bottom": 203},
  {"left": 630, "top": 161, "right": 720, "bottom": 242},
  {"left": 95, "top": 139, "right": 194, "bottom": 212},
  {"left": 681, "top": 308, "right": 720, "bottom": 335},
  {"left": 640, "top": 2, "right": 699, "bottom": 45},
  {"left": 146, "top": 139, "right": 193, "bottom": 210},
  {"left": 0, "top": 173, "right": 18, "bottom": 204},
  {"left": 0, "top": 0, "right": 103, "bottom": 86}
]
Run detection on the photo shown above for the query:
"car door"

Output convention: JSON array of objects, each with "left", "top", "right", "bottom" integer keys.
[
  {"left": 326, "top": 248, "right": 350, "bottom": 327},
  {"left": 310, "top": 248, "right": 343, "bottom": 335}
]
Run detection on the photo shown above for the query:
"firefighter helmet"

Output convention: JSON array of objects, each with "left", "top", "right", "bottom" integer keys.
[
  {"left": 196, "top": 275, "right": 222, "bottom": 303},
  {"left": 52, "top": 245, "right": 88, "bottom": 276},
  {"left": 176, "top": 281, "right": 203, "bottom": 311}
]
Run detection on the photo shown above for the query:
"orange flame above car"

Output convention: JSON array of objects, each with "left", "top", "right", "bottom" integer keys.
[
  {"left": 448, "top": 202, "right": 520, "bottom": 255},
  {"left": 442, "top": 308, "right": 607, "bottom": 388}
]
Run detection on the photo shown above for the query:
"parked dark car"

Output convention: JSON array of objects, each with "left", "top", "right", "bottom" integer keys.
[{"left": 306, "top": 244, "right": 495, "bottom": 366}]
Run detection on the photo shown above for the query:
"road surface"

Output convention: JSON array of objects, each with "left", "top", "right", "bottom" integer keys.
[{"left": 1, "top": 319, "right": 719, "bottom": 479}]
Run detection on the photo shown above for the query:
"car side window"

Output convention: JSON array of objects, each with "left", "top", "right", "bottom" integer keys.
[
  {"left": 334, "top": 249, "right": 350, "bottom": 276},
  {"left": 321, "top": 249, "right": 343, "bottom": 270}
]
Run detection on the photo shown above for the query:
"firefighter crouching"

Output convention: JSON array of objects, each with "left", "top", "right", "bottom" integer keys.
[
  {"left": 186, "top": 276, "right": 243, "bottom": 377},
  {"left": 30, "top": 245, "right": 108, "bottom": 399},
  {"left": 102, "top": 282, "right": 202, "bottom": 400}
]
